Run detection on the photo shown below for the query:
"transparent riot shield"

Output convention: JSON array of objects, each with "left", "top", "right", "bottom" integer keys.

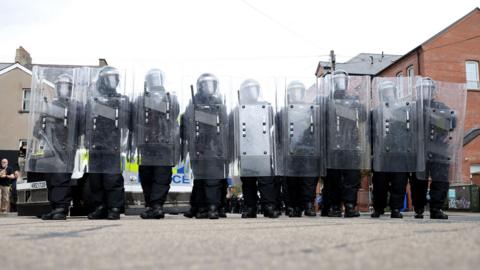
[
  {"left": 372, "top": 76, "right": 424, "bottom": 173},
  {"left": 326, "top": 72, "right": 371, "bottom": 170},
  {"left": 81, "top": 66, "right": 131, "bottom": 174},
  {"left": 276, "top": 76, "right": 322, "bottom": 177},
  {"left": 131, "top": 67, "right": 181, "bottom": 167},
  {"left": 230, "top": 77, "right": 276, "bottom": 177},
  {"left": 418, "top": 78, "right": 466, "bottom": 183},
  {"left": 26, "top": 66, "right": 81, "bottom": 173},
  {"left": 182, "top": 74, "right": 230, "bottom": 180}
]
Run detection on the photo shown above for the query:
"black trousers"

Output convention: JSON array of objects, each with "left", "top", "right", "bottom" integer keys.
[
  {"left": 88, "top": 173, "right": 124, "bottom": 209},
  {"left": 139, "top": 166, "right": 172, "bottom": 207},
  {"left": 410, "top": 161, "right": 450, "bottom": 210},
  {"left": 324, "top": 169, "right": 361, "bottom": 206},
  {"left": 220, "top": 178, "right": 228, "bottom": 210},
  {"left": 372, "top": 172, "right": 408, "bottom": 211},
  {"left": 189, "top": 179, "right": 223, "bottom": 208},
  {"left": 46, "top": 173, "right": 73, "bottom": 209},
  {"left": 241, "top": 176, "right": 277, "bottom": 209},
  {"left": 286, "top": 177, "right": 318, "bottom": 208},
  {"left": 274, "top": 177, "right": 289, "bottom": 210}
]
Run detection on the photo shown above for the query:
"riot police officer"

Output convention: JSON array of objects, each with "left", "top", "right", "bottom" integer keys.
[
  {"left": 230, "top": 79, "right": 279, "bottom": 218},
  {"left": 410, "top": 78, "right": 465, "bottom": 219},
  {"left": 182, "top": 73, "right": 229, "bottom": 219},
  {"left": 132, "top": 69, "right": 180, "bottom": 219},
  {"left": 325, "top": 70, "right": 370, "bottom": 218},
  {"left": 27, "top": 71, "right": 81, "bottom": 220},
  {"left": 275, "top": 80, "right": 321, "bottom": 217},
  {"left": 84, "top": 66, "right": 130, "bottom": 220},
  {"left": 371, "top": 78, "right": 417, "bottom": 218}
]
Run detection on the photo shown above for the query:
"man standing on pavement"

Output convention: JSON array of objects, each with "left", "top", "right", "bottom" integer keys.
[{"left": 0, "top": 159, "right": 15, "bottom": 214}]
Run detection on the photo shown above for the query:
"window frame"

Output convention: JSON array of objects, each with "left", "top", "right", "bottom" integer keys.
[
  {"left": 465, "top": 60, "right": 479, "bottom": 89},
  {"left": 21, "top": 88, "right": 31, "bottom": 112}
]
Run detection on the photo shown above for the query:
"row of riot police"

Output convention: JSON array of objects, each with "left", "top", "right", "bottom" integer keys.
[{"left": 24, "top": 65, "right": 466, "bottom": 220}]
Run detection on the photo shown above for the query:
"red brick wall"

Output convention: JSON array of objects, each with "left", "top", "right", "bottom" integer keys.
[
  {"left": 378, "top": 51, "right": 421, "bottom": 77},
  {"left": 378, "top": 9, "right": 480, "bottom": 184}
]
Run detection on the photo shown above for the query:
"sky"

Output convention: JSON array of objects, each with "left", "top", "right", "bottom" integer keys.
[{"left": 0, "top": 0, "right": 478, "bottom": 95}]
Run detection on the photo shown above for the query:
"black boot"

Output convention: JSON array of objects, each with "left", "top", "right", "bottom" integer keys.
[
  {"left": 304, "top": 203, "right": 316, "bottom": 217},
  {"left": 430, "top": 208, "right": 448, "bottom": 220},
  {"left": 184, "top": 207, "right": 198, "bottom": 218},
  {"left": 241, "top": 207, "right": 257, "bottom": 218},
  {"left": 42, "top": 207, "right": 68, "bottom": 220},
  {"left": 218, "top": 207, "right": 227, "bottom": 218},
  {"left": 285, "top": 207, "right": 293, "bottom": 216},
  {"left": 196, "top": 207, "right": 209, "bottom": 219},
  {"left": 141, "top": 205, "right": 165, "bottom": 219},
  {"left": 88, "top": 205, "right": 108, "bottom": 220},
  {"left": 390, "top": 209, "right": 403, "bottom": 219},
  {"left": 370, "top": 209, "right": 384, "bottom": 218},
  {"left": 320, "top": 207, "right": 330, "bottom": 217},
  {"left": 328, "top": 205, "right": 342, "bottom": 217},
  {"left": 344, "top": 204, "right": 360, "bottom": 218},
  {"left": 263, "top": 205, "right": 279, "bottom": 218},
  {"left": 414, "top": 208, "right": 424, "bottom": 219},
  {"left": 289, "top": 207, "right": 302, "bottom": 218},
  {"left": 208, "top": 205, "right": 219, "bottom": 219},
  {"left": 107, "top": 208, "right": 121, "bottom": 220}
]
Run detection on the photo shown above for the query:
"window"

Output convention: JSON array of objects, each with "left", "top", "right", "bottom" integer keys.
[
  {"left": 22, "top": 88, "right": 31, "bottom": 112},
  {"left": 407, "top": 65, "right": 414, "bottom": 78},
  {"left": 466, "top": 61, "right": 479, "bottom": 89},
  {"left": 396, "top": 72, "right": 404, "bottom": 93},
  {"left": 407, "top": 65, "right": 414, "bottom": 93}
]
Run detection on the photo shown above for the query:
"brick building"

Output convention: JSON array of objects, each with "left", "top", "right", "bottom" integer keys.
[{"left": 376, "top": 7, "right": 480, "bottom": 185}]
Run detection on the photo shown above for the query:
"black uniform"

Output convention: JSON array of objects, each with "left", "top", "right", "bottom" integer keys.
[
  {"left": 410, "top": 98, "right": 456, "bottom": 218},
  {"left": 370, "top": 80, "right": 415, "bottom": 218},
  {"left": 325, "top": 72, "right": 369, "bottom": 218},
  {"left": 275, "top": 80, "right": 322, "bottom": 217},
  {"left": 182, "top": 73, "right": 228, "bottom": 219},
  {"left": 132, "top": 70, "right": 181, "bottom": 219},
  {"left": 27, "top": 71, "right": 83, "bottom": 220},
  {"left": 84, "top": 67, "right": 130, "bottom": 220}
]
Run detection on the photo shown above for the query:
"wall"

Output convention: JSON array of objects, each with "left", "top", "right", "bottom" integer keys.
[{"left": 0, "top": 68, "right": 31, "bottom": 151}]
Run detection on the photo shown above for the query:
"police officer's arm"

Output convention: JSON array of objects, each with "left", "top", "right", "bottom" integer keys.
[
  {"left": 171, "top": 95, "right": 181, "bottom": 164},
  {"left": 181, "top": 103, "right": 193, "bottom": 161},
  {"left": 75, "top": 101, "right": 85, "bottom": 146},
  {"left": 129, "top": 97, "right": 139, "bottom": 161},
  {"left": 126, "top": 96, "right": 134, "bottom": 160},
  {"left": 227, "top": 107, "right": 236, "bottom": 163}
]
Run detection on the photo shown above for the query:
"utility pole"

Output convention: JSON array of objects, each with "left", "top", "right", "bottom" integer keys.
[{"left": 330, "top": 50, "right": 336, "bottom": 73}]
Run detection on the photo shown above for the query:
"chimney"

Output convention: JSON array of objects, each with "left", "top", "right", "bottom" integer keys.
[
  {"left": 98, "top": 58, "right": 108, "bottom": 67},
  {"left": 15, "top": 46, "right": 32, "bottom": 68}
]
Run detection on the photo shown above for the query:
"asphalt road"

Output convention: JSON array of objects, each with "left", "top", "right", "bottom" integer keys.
[{"left": 0, "top": 212, "right": 479, "bottom": 270}]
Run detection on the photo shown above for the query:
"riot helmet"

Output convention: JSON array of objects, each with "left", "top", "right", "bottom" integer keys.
[
  {"left": 239, "top": 79, "right": 260, "bottom": 104},
  {"left": 144, "top": 69, "right": 165, "bottom": 93},
  {"left": 97, "top": 66, "right": 120, "bottom": 96},
  {"left": 378, "top": 80, "right": 397, "bottom": 103},
  {"left": 416, "top": 77, "right": 435, "bottom": 101},
  {"left": 196, "top": 73, "right": 219, "bottom": 97},
  {"left": 287, "top": 80, "right": 306, "bottom": 103},
  {"left": 333, "top": 70, "right": 348, "bottom": 99},
  {"left": 55, "top": 74, "right": 73, "bottom": 98}
]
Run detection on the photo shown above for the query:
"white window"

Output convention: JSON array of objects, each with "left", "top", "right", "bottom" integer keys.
[
  {"left": 406, "top": 65, "right": 414, "bottom": 93},
  {"left": 407, "top": 65, "right": 414, "bottom": 78},
  {"left": 22, "top": 88, "right": 31, "bottom": 111},
  {"left": 466, "top": 61, "right": 479, "bottom": 89},
  {"left": 396, "top": 72, "right": 404, "bottom": 94}
]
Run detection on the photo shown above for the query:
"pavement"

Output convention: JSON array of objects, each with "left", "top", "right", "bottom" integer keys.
[{"left": 0, "top": 212, "right": 479, "bottom": 270}]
